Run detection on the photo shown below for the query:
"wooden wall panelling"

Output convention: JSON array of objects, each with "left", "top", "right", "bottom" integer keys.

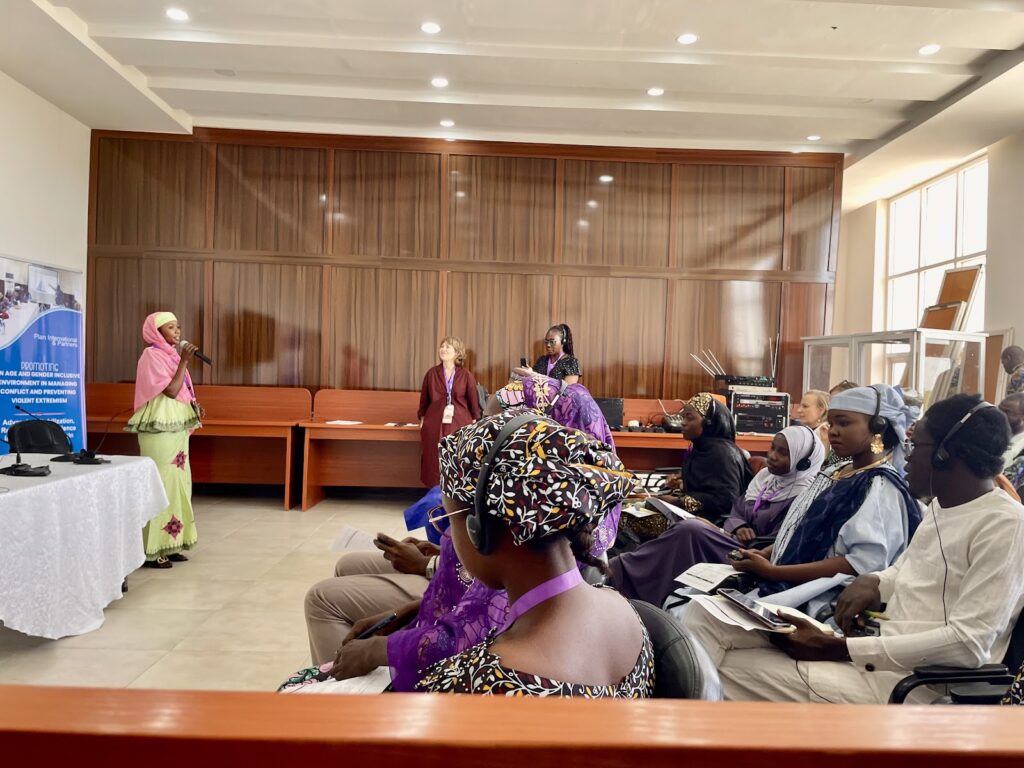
[
  {"left": 445, "top": 272, "right": 555, "bottom": 394},
  {"left": 210, "top": 262, "right": 323, "bottom": 386},
  {"left": 557, "top": 276, "right": 667, "bottom": 398},
  {"left": 448, "top": 156, "right": 557, "bottom": 263},
  {"left": 563, "top": 160, "right": 671, "bottom": 267},
  {"left": 778, "top": 282, "right": 828, "bottom": 397},
  {"left": 329, "top": 268, "right": 439, "bottom": 390},
  {"left": 94, "top": 138, "right": 208, "bottom": 248},
  {"left": 789, "top": 167, "right": 836, "bottom": 273},
  {"left": 214, "top": 145, "right": 327, "bottom": 253},
  {"left": 675, "top": 165, "right": 785, "bottom": 270},
  {"left": 332, "top": 150, "right": 440, "bottom": 259},
  {"left": 666, "top": 280, "right": 782, "bottom": 398},
  {"left": 91, "top": 255, "right": 206, "bottom": 384}
]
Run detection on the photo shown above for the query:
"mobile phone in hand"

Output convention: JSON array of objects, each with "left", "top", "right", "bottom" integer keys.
[
  {"left": 520, "top": 357, "right": 529, "bottom": 368},
  {"left": 374, "top": 532, "right": 400, "bottom": 547}
]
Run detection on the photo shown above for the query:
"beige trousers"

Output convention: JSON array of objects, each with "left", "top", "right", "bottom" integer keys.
[
  {"left": 304, "top": 550, "right": 430, "bottom": 665},
  {"left": 682, "top": 603, "right": 903, "bottom": 704}
]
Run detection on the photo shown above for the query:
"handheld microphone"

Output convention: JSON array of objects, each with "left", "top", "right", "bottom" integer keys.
[{"left": 178, "top": 340, "right": 213, "bottom": 365}]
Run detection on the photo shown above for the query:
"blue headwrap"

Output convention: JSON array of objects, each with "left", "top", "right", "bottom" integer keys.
[{"left": 829, "top": 384, "right": 916, "bottom": 471}]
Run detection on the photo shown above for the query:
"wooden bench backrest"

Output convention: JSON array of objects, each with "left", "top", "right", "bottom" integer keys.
[
  {"left": 0, "top": 685, "right": 1021, "bottom": 766},
  {"left": 313, "top": 389, "right": 420, "bottom": 424},
  {"left": 85, "top": 383, "right": 312, "bottom": 422}
]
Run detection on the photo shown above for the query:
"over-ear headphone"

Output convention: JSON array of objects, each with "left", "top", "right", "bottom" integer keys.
[
  {"left": 467, "top": 412, "right": 552, "bottom": 555},
  {"left": 931, "top": 400, "right": 994, "bottom": 470},
  {"left": 704, "top": 398, "right": 716, "bottom": 429},
  {"left": 868, "top": 385, "right": 888, "bottom": 436},
  {"left": 794, "top": 425, "right": 816, "bottom": 472}
]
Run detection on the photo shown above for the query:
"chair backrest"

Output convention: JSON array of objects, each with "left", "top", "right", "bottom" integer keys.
[
  {"left": 7, "top": 419, "right": 71, "bottom": 454},
  {"left": 1002, "top": 607, "right": 1024, "bottom": 670},
  {"left": 628, "top": 599, "right": 722, "bottom": 700},
  {"left": 747, "top": 455, "right": 768, "bottom": 475}
]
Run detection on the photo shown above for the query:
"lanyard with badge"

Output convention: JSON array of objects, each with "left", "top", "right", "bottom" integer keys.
[{"left": 442, "top": 367, "right": 456, "bottom": 424}]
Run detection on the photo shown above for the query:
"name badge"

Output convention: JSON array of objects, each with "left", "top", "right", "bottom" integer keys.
[{"left": 442, "top": 404, "right": 455, "bottom": 424}]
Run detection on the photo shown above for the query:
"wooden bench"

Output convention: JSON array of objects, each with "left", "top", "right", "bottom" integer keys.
[
  {"left": 1, "top": 685, "right": 1021, "bottom": 766},
  {"left": 86, "top": 383, "right": 312, "bottom": 510},
  {"left": 612, "top": 398, "right": 774, "bottom": 470},
  {"left": 300, "top": 389, "right": 424, "bottom": 509}
]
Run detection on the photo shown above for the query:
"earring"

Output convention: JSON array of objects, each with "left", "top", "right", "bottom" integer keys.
[{"left": 870, "top": 433, "right": 885, "bottom": 455}]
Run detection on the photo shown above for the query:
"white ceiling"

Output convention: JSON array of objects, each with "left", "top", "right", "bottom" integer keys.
[{"left": 4, "top": 0, "right": 1024, "bottom": 205}]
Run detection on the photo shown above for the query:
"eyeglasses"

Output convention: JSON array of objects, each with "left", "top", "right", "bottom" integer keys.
[
  {"left": 903, "top": 440, "right": 935, "bottom": 459},
  {"left": 426, "top": 504, "right": 470, "bottom": 535},
  {"left": 543, "top": 338, "right": 559, "bottom": 345}
]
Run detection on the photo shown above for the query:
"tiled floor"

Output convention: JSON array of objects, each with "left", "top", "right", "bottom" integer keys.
[{"left": 0, "top": 491, "right": 421, "bottom": 691}]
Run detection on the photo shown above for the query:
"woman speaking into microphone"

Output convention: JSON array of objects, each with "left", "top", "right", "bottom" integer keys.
[{"left": 125, "top": 311, "right": 203, "bottom": 569}]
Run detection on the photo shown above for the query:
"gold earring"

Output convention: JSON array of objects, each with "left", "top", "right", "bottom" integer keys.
[{"left": 870, "top": 433, "right": 885, "bottom": 454}]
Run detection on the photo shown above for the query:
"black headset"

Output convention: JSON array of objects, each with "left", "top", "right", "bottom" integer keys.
[
  {"left": 467, "top": 412, "right": 553, "bottom": 555},
  {"left": 794, "top": 425, "right": 817, "bottom": 472},
  {"left": 931, "top": 400, "right": 994, "bottom": 470},
  {"left": 868, "top": 385, "right": 888, "bottom": 436},
  {"left": 703, "top": 398, "right": 716, "bottom": 428}
]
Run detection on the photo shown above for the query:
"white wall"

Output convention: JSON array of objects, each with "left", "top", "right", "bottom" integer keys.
[
  {"left": 0, "top": 70, "right": 89, "bottom": 275},
  {"left": 833, "top": 201, "right": 887, "bottom": 335},
  {"left": 986, "top": 130, "right": 1024, "bottom": 339}
]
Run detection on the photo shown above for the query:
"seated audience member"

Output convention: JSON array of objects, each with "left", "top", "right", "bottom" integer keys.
[
  {"left": 417, "top": 410, "right": 652, "bottom": 696},
  {"left": 685, "top": 393, "right": 1024, "bottom": 704},
  {"left": 726, "top": 384, "right": 920, "bottom": 617},
  {"left": 654, "top": 393, "right": 752, "bottom": 522},
  {"left": 828, "top": 379, "right": 858, "bottom": 396},
  {"left": 1003, "top": 345, "right": 1024, "bottom": 396},
  {"left": 796, "top": 389, "right": 831, "bottom": 448},
  {"left": 607, "top": 426, "right": 824, "bottom": 606},
  {"left": 999, "top": 393, "right": 1024, "bottom": 469}
]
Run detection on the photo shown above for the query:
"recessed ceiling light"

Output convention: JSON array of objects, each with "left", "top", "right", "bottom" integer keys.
[
  {"left": 599, "top": 174, "right": 614, "bottom": 183},
  {"left": 421, "top": 21, "right": 441, "bottom": 34},
  {"left": 431, "top": 77, "right": 449, "bottom": 88},
  {"left": 586, "top": 200, "right": 599, "bottom": 209},
  {"left": 647, "top": 87, "right": 665, "bottom": 97},
  {"left": 439, "top": 119, "right": 455, "bottom": 128},
  {"left": 918, "top": 43, "right": 941, "bottom": 56},
  {"left": 676, "top": 33, "right": 699, "bottom": 45},
  {"left": 165, "top": 7, "right": 189, "bottom": 21},
  {"left": 806, "top": 135, "right": 822, "bottom": 141},
  {"left": 456, "top": 190, "right": 466, "bottom": 198}
]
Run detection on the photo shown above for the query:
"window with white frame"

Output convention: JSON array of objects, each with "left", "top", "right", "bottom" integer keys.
[{"left": 886, "top": 160, "right": 988, "bottom": 333}]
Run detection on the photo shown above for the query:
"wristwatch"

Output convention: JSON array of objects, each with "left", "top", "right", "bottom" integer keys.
[{"left": 424, "top": 555, "right": 439, "bottom": 580}]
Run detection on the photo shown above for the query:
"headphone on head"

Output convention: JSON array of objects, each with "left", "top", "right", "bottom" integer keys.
[
  {"left": 703, "top": 398, "right": 716, "bottom": 429},
  {"left": 467, "top": 412, "right": 553, "bottom": 556},
  {"left": 868, "top": 385, "right": 888, "bottom": 436},
  {"left": 794, "top": 425, "right": 817, "bottom": 472},
  {"left": 931, "top": 400, "right": 994, "bottom": 471}
]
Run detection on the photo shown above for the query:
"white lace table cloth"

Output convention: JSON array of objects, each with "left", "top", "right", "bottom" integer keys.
[{"left": 0, "top": 454, "right": 168, "bottom": 639}]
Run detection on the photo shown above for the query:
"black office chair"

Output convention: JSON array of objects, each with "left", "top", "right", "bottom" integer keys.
[
  {"left": 629, "top": 599, "right": 722, "bottom": 700},
  {"left": 888, "top": 609, "right": 1024, "bottom": 704},
  {"left": 6, "top": 419, "right": 71, "bottom": 455}
]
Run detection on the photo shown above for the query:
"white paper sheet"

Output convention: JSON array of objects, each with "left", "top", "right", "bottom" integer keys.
[
  {"left": 326, "top": 419, "right": 362, "bottom": 426},
  {"left": 286, "top": 666, "right": 392, "bottom": 695},
  {"left": 329, "top": 526, "right": 378, "bottom": 553},
  {"left": 674, "top": 562, "right": 739, "bottom": 592},
  {"left": 689, "top": 594, "right": 835, "bottom": 635}
]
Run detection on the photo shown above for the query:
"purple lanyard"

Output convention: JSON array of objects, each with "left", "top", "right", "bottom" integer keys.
[
  {"left": 499, "top": 567, "right": 584, "bottom": 633},
  {"left": 444, "top": 367, "right": 456, "bottom": 405},
  {"left": 752, "top": 484, "right": 781, "bottom": 516},
  {"left": 546, "top": 353, "right": 564, "bottom": 376}
]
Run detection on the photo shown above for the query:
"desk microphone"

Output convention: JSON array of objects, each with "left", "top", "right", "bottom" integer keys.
[
  {"left": 14, "top": 404, "right": 74, "bottom": 457},
  {"left": 179, "top": 340, "right": 213, "bottom": 365}
]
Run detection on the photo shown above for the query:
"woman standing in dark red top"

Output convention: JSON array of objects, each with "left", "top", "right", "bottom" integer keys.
[{"left": 418, "top": 336, "right": 481, "bottom": 487}]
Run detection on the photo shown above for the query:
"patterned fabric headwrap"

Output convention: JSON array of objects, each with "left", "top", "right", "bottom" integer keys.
[
  {"left": 438, "top": 408, "right": 637, "bottom": 546},
  {"left": 687, "top": 392, "right": 715, "bottom": 418}
]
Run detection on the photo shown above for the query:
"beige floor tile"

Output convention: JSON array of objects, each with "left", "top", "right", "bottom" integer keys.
[
  {"left": 234, "top": 579, "right": 315, "bottom": 615},
  {"left": 260, "top": 550, "right": 351, "bottom": 586},
  {"left": 114, "top": 578, "right": 253, "bottom": 612},
  {"left": 56, "top": 608, "right": 216, "bottom": 650},
  {"left": 0, "top": 625, "right": 52, "bottom": 654},
  {"left": 0, "top": 648, "right": 165, "bottom": 687},
  {"left": 128, "top": 649, "right": 306, "bottom": 692},
  {"left": 143, "top": 550, "right": 289, "bottom": 581},
  {"left": 174, "top": 606, "right": 309, "bottom": 653}
]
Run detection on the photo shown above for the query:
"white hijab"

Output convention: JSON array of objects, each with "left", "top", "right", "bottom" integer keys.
[{"left": 744, "top": 425, "right": 825, "bottom": 503}]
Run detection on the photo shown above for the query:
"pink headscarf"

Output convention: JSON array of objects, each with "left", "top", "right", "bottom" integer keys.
[{"left": 134, "top": 312, "right": 194, "bottom": 410}]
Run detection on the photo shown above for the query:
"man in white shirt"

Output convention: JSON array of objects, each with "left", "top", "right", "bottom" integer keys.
[
  {"left": 683, "top": 393, "right": 1024, "bottom": 704},
  {"left": 999, "top": 394, "right": 1024, "bottom": 471}
]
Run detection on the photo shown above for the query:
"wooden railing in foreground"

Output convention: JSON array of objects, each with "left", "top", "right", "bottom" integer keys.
[{"left": 0, "top": 685, "right": 1021, "bottom": 766}]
